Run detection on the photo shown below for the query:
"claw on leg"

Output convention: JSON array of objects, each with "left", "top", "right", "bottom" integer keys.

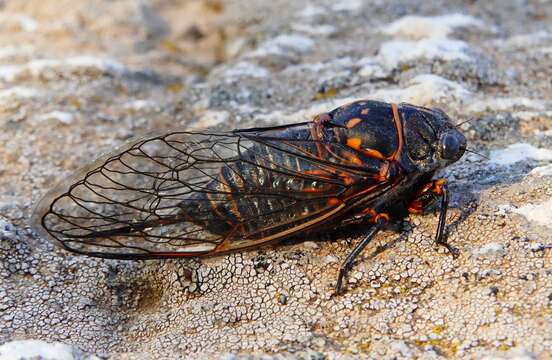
[{"left": 433, "top": 182, "right": 459, "bottom": 258}]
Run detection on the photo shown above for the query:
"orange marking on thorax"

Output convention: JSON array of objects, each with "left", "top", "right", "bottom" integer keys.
[
  {"left": 346, "top": 138, "right": 386, "bottom": 162},
  {"left": 360, "top": 148, "right": 386, "bottom": 160},
  {"left": 346, "top": 137, "right": 362, "bottom": 149},
  {"left": 390, "top": 103, "right": 404, "bottom": 161},
  {"left": 346, "top": 117, "right": 362, "bottom": 129},
  {"left": 361, "top": 108, "right": 370, "bottom": 115}
]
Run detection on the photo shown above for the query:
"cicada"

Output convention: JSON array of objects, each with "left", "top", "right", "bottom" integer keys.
[{"left": 32, "top": 100, "right": 466, "bottom": 293}]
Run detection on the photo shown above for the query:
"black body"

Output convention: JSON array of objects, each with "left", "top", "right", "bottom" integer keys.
[{"left": 32, "top": 100, "right": 466, "bottom": 293}]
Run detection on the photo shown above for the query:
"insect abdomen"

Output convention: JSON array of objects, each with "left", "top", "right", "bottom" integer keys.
[{"left": 180, "top": 127, "right": 332, "bottom": 236}]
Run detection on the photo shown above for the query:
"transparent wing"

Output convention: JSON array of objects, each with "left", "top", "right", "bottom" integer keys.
[{"left": 31, "top": 124, "right": 390, "bottom": 259}]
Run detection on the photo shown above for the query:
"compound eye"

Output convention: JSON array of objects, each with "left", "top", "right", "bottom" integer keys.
[{"left": 441, "top": 133, "right": 461, "bottom": 160}]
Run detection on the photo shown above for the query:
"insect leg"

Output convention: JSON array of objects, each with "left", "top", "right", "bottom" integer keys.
[
  {"left": 335, "top": 214, "right": 388, "bottom": 294},
  {"left": 434, "top": 183, "right": 459, "bottom": 258},
  {"left": 407, "top": 180, "right": 440, "bottom": 214},
  {"left": 408, "top": 179, "right": 459, "bottom": 258}
]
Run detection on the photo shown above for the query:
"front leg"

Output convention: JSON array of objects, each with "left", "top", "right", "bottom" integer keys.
[{"left": 408, "top": 179, "right": 459, "bottom": 258}]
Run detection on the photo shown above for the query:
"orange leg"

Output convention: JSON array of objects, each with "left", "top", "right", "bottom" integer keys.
[
  {"left": 407, "top": 179, "right": 446, "bottom": 214},
  {"left": 350, "top": 207, "right": 390, "bottom": 223}
]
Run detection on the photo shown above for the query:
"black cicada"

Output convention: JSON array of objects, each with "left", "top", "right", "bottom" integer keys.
[{"left": 32, "top": 100, "right": 466, "bottom": 293}]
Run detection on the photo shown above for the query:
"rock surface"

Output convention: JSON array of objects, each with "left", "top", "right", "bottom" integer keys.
[{"left": 0, "top": 0, "right": 551, "bottom": 359}]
